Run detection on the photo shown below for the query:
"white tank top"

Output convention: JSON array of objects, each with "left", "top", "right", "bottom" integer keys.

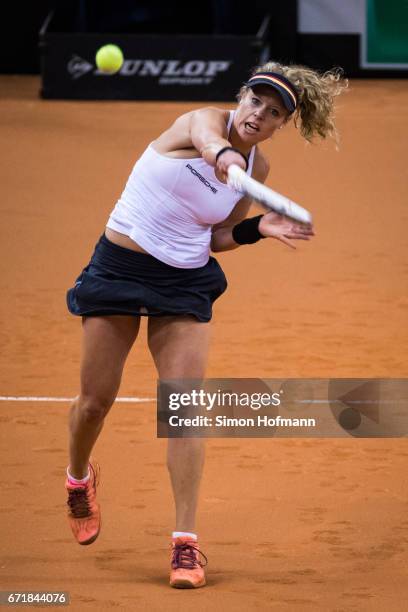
[{"left": 106, "top": 110, "right": 255, "bottom": 268}]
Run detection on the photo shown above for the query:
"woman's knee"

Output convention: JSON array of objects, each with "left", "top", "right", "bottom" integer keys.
[
  {"left": 76, "top": 394, "right": 115, "bottom": 423},
  {"left": 167, "top": 438, "right": 206, "bottom": 466}
]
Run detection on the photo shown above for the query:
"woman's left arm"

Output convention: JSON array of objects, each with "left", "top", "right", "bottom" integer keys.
[
  {"left": 210, "top": 196, "right": 254, "bottom": 252},
  {"left": 211, "top": 151, "right": 267, "bottom": 252},
  {"left": 211, "top": 152, "right": 315, "bottom": 252}
]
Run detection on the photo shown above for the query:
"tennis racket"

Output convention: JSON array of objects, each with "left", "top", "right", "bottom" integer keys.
[{"left": 227, "top": 164, "right": 312, "bottom": 224}]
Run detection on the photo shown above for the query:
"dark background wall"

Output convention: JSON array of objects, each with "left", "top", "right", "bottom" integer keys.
[
  {"left": 2, "top": 1, "right": 54, "bottom": 73},
  {"left": 1, "top": 1, "right": 297, "bottom": 74}
]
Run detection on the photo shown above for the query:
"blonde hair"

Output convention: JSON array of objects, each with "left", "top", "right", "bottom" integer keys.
[{"left": 238, "top": 61, "right": 348, "bottom": 143}]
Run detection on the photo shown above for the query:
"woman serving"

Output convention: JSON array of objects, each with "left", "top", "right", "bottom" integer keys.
[{"left": 65, "top": 60, "right": 347, "bottom": 589}]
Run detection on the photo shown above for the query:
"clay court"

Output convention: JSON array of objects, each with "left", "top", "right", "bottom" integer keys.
[{"left": 1, "top": 76, "right": 408, "bottom": 610}]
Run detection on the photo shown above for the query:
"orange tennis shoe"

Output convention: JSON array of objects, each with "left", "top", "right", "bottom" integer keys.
[
  {"left": 66, "top": 462, "right": 101, "bottom": 546},
  {"left": 170, "top": 536, "right": 208, "bottom": 588}
]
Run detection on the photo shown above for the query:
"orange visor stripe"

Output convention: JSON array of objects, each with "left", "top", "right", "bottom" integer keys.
[{"left": 248, "top": 74, "right": 298, "bottom": 108}]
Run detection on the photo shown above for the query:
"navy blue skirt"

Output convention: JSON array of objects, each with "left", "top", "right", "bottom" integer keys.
[{"left": 66, "top": 234, "right": 227, "bottom": 323}]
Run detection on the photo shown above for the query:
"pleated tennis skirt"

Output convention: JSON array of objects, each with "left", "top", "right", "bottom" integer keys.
[{"left": 66, "top": 234, "right": 227, "bottom": 323}]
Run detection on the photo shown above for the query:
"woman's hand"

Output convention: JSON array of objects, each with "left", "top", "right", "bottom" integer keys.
[
  {"left": 258, "top": 211, "right": 315, "bottom": 249},
  {"left": 215, "top": 149, "right": 247, "bottom": 182}
]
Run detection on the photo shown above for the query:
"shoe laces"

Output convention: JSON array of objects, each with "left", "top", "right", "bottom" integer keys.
[
  {"left": 67, "top": 487, "right": 93, "bottom": 518},
  {"left": 171, "top": 542, "right": 208, "bottom": 570},
  {"left": 67, "top": 462, "right": 99, "bottom": 519}
]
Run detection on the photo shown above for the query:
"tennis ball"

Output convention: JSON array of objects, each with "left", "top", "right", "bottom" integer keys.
[{"left": 95, "top": 44, "right": 124, "bottom": 74}]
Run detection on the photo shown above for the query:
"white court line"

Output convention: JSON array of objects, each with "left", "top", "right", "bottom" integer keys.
[{"left": 0, "top": 396, "right": 155, "bottom": 403}]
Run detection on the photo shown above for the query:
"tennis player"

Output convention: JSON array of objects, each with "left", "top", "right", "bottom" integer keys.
[{"left": 65, "top": 61, "right": 347, "bottom": 588}]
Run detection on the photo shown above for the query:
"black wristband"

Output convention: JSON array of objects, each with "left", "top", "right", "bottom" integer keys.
[
  {"left": 215, "top": 146, "right": 249, "bottom": 172},
  {"left": 232, "top": 215, "right": 265, "bottom": 245}
]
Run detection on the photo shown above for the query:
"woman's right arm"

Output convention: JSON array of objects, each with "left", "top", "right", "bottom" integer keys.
[{"left": 190, "top": 108, "right": 248, "bottom": 176}]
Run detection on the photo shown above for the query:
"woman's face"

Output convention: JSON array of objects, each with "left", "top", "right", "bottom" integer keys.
[{"left": 234, "top": 85, "right": 290, "bottom": 144}]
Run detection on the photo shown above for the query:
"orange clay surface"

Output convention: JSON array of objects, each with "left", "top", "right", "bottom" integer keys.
[{"left": 1, "top": 76, "right": 408, "bottom": 611}]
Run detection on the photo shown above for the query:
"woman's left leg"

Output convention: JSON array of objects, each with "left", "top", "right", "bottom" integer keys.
[{"left": 147, "top": 315, "right": 210, "bottom": 533}]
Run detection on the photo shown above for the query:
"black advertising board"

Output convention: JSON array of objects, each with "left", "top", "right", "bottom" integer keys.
[{"left": 39, "top": 13, "right": 270, "bottom": 101}]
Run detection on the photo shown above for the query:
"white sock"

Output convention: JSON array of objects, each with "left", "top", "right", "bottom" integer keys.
[
  {"left": 67, "top": 466, "right": 90, "bottom": 484},
  {"left": 172, "top": 531, "right": 197, "bottom": 540}
]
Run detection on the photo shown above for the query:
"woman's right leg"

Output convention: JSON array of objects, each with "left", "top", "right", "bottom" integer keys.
[
  {"left": 69, "top": 314, "right": 140, "bottom": 478},
  {"left": 67, "top": 314, "right": 140, "bottom": 545}
]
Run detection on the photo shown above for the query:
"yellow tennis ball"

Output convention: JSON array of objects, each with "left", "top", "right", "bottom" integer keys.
[{"left": 95, "top": 44, "right": 124, "bottom": 74}]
